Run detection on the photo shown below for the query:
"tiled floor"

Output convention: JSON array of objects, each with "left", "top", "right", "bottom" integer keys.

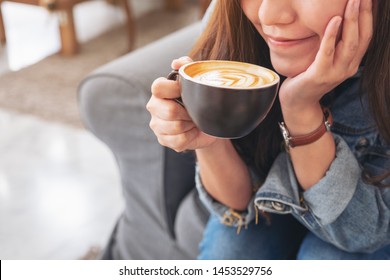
[
  {"left": 0, "top": 110, "right": 124, "bottom": 259},
  {"left": 0, "top": 1, "right": 131, "bottom": 259}
]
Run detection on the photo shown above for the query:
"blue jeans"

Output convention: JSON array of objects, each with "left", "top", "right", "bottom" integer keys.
[
  {"left": 198, "top": 214, "right": 390, "bottom": 260},
  {"left": 297, "top": 232, "right": 390, "bottom": 260},
  {"left": 198, "top": 214, "right": 307, "bottom": 259}
]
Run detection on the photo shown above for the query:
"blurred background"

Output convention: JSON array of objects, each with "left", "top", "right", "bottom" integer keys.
[{"left": 0, "top": 0, "right": 205, "bottom": 259}]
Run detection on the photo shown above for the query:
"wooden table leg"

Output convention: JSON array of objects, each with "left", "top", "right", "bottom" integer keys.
[
  {"left": 109, "top": 0, "right": 135, "bottom": 52},
  {"left": 120, "top": 0, "right": 135, "bottom": 51},
  {"left": 58, "top": 7, "right": 78, "bottom": 55},
  {"left": 166, "top": 0, "right": 183, "bottom": 11},
  {"left": 0, "top": 3, "right": 6, "bottom": 45},
  {"left": 198, "top": 0, "right": 211, "bottom": 17}
]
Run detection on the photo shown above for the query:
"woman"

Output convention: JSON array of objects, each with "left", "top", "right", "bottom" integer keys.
[{"left": 147, "top": 0, "right": 390, "bottom": 259}]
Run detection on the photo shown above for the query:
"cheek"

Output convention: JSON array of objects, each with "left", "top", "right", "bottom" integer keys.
[
  {"left": 240, "top": 0, "right": 262, "bottom": 26},
  {"left": 302, "top": 1, "right": 348, "bottom": 39},
  {"left": 240, "top": 0, "right": 267, "bottom": 43}
]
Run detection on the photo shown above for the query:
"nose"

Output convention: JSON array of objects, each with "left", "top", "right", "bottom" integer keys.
[{"left": 258, "top": 0, "right": 296, "bottom": 26}]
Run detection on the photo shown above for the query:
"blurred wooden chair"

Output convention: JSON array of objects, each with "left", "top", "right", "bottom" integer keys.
[
  {"left": 0, "top": 0, "right": 134, "bottom": 55},
  {"left": 0, "top": 3, "right": 5, "bottom": 45},
  {"left": 0, "top": 0, "right": 212, "bottom": 55},
  {"left": 166, "top": 0, "right": 212, "bottom": 17},
  {"left": 198, "top": 0, "right": 212, "bottom": 16}
]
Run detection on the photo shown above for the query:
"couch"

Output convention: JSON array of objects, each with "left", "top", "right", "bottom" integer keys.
[{"left": 78, "top": 19, "right": 212, "bottom": 259}]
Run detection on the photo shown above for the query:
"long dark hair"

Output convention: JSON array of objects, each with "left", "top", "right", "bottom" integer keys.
[{"left": 190, "top": 0, "right": 390, "bottom": 186}]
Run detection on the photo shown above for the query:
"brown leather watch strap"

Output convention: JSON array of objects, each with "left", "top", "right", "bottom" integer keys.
[{"left": 279, "top": 107, "right": 333, "bottom": 149}]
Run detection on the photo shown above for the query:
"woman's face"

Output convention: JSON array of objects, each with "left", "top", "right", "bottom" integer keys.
[{"left": 241, "top": 0, "right": 349, "bottom": 77}]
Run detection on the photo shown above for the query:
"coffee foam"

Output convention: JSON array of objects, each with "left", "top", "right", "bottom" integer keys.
[{"left": 183, "top": 61, "right": 275, "bottom": 88}]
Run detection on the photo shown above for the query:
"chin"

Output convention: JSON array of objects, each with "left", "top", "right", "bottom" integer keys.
[
  {"left": 273, "top": 65, "right": 303, "bottom": 78},
  {"left": 270, "top": 56, "right": 312, "bottom": 78}
]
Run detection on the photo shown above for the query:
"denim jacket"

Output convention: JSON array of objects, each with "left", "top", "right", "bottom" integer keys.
[{"left": 196, "top": 69, "right": 390, "bottom": 253}]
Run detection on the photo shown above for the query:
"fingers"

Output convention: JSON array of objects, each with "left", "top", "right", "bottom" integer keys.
[
  {"left": 357, "top": 0, "right": 373, "bottom": 53},
  {"left": 147, "top": 96, "right": 198, "bottom": 152},
  {"left": 337, "top": 0, "right": 373, "bottom": 75},
  {"left": 314, "top": 16, "right": 342, "bottom": 70},
  {"left": 147, "top": 56, "right": 200, "bottom": 152},
  {"left": 146, "top": 95, "right": 192, "bottom": 121},
  {"left": 338, "top": 0, "right": 373, "bottom": 64},
  {"left": 335, "top": 0, "right": 363, "bottom": 69},
  {"left": 316, "top": 0, "right": 373, "bottom": 78},
  {"left": 149, "top": 118, "right": 196, "bottom": 136},
  {"left": 154, "top": 127, "right": 200, "bottom": 152},
  {"left": 171, "top": 56, "right": 193, "bottom": 70},
  {"left": 338, "top": 0, "right": 361, "bottom": 58},
  {"left": 151, "top": 56, "right": 193, "bottom": 100},
  {"left": 151, "top": 77, "right": 181, "bottom": 99}
]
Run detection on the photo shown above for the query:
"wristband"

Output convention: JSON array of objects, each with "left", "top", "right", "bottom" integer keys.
[{"left": 279, "top": 107, "right": 333, "bottom": 149}]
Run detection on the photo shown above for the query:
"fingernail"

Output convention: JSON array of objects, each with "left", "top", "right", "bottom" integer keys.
[
  {"left": 335, "top": 16, "right": 342, "bottom": 27},
  {"left": 179, "top": 56, "right": 191, "bottom": 61}
]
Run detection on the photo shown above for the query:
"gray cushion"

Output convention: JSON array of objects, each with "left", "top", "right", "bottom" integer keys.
[
  {"left": 175, "top": 189, "right": 210, "bottom": 258},
  {"left": 78, "top": 22, "right": 209, "bottom": 259}
]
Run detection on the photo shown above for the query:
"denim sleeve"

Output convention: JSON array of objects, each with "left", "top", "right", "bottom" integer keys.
[
  {"left": 195, "top": 163, "right": 262, "bottom": 231},
  {"left": 255, "top": 134, "right": 390, "bottom": 253}
]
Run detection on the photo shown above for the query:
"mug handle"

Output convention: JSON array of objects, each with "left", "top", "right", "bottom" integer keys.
[{"left": 167, "top": 70, "right": 185, "bottom": 107}]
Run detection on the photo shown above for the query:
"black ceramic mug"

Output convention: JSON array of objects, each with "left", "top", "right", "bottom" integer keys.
[{"left": 168, "top": 60, "right": 279, "bottom": 138}]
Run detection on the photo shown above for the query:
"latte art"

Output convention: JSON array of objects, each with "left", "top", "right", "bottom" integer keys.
[
  {"left": 192, "top": 68, "right": 267, "bottom": 88},
  {"left": 176, "top": 60, "right": 280, "bottom": 138},
  {"left": 183, "top": 61, "right": 276, "bottom": 89}
]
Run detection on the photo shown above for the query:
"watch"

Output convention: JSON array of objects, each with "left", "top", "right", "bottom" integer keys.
[{"left": 279, "top": 107, "right": 333, "bottom": 149}]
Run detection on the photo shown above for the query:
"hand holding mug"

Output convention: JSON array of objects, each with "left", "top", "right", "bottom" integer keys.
[
  {"left": 148, "top": 57, "right": 279, "bottom": 151},
  {"left": 147, "top": 57, "right": 218, "bottom": 152},
  {"left": 167, "top": 60, "right": 279, "bottom": 138}
]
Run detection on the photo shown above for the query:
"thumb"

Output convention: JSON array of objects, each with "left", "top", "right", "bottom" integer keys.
[{"left": 171, "top": 56, "right": 193, "bottom": 70}]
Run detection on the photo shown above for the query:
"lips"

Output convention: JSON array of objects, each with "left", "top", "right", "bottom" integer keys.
[{"left": 266, "top": 35, "right": 316, "bottom": 47}]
